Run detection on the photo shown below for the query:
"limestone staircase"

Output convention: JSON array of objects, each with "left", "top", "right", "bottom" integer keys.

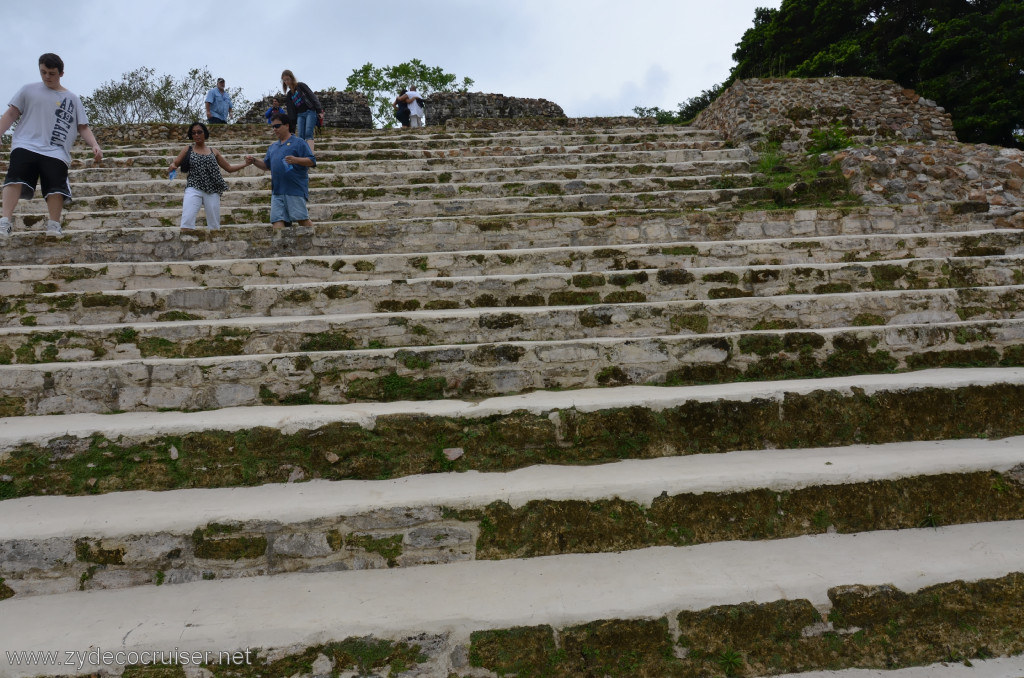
[{"left": 1, "top": 123, "right": 1023, "bottom": 677}]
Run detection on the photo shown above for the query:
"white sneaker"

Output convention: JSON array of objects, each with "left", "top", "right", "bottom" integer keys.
[
  {"left": 0, "top": 217, "right": 11, "bottom": 237},
  {"left": 45, "top": 220, "right": 63, "bottom": 237}
]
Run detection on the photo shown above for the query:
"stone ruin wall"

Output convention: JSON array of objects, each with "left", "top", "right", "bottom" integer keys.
[
  {"left": 689, "top": 77, "right": 1024, "bottom": 214},
  {"left": 444, "top": 115, "right": 653, "bottom": 131},
  {"left": 426, "top": 92, "right": 565, "bottom": 126},
  {"left": 694, "top": 77, "right": 957, "bottom": 148},
  {"left": 238, "top": 91, "right": 565, "bottom": 129},
  {"left": 57, "top": 89, "right": 569, "bottom": 138},
  {"left": 90, "top": 123, "right": 275, "bottom": 144},
  {"left": 836, "top": 141, "right": 1024, "bottom": 210},
  {"left": 239, "top": 91, "right": 373, "bottom": 129}
]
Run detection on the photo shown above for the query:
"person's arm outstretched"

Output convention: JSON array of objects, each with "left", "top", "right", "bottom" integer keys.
[
  {"left": 245, "top": 154, "right": 269, "bottom": 171},
  {"left": 216, "top": 149, "right": 252, "bottom": 173}
]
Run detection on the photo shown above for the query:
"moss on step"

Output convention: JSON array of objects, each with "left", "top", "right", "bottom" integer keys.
[
  {"left": 0, "top": 578, "right": 15, "bottom": 601},
  {"left": 121, "top": 637, "right": 429, "bottom": 677},
  {"left": 454, "top": 472, "right": 1024, "bottom": 560},
  {"left": 75, "top": 538, "right": 125, "bottom": 565},
  {"left": 0, "top": 396, "right": 26, "bottom": 417},
  {"left": 469, "top": 625, "right": 559, "bottom": 676},
  {"left": 346, "top": 373, "right": 446, "bottom": 401},
  {"left": 1, "top": 383, "right": 1023, "bottom": 499},
  {"left": 685, "top": 573, "right": 1024, "bottom": 675},
  {"left": 298, "top": 331, "right": 357, "bottom": 352},
  {"left": 670, "top": 313, "right": 709, "bottom": 334},
  {"left": 467, "top": 572, "right": 1024, "bottom": 677},
  {"left": 347, "top": 534, "right": 404, "bottom": 566},
  {"left": 192, "top": 525, "right": 267, "bottom": 561}
]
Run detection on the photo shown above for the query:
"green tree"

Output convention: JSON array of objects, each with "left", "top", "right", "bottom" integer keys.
[
  {"left": 84, "top": 66, "right": 252, "bottom": 125},
  {"left": 728, "top": 0, "right": 1024, "bottom": 146},
  {"left": 346, "top": 59, "right": 474, "bottom": 128},
  {"left": 677, "top": 83, "right": 726, "bottom": 121},
  {"left": 633, "top": 83, "right": 724, "bottom": 125},
  {"left": 631, "top": 106, "right": 684, "bottom": 124}
]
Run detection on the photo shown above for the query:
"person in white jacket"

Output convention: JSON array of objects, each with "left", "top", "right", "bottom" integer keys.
[{"left": 406, "top": 85, "right": 425, "bottom": 128}]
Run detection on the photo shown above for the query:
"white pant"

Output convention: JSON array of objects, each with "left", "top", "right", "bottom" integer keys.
[
  {"left": 180, "top": 186, "right": 221, "bottom": 230},
  {"left": 410, "top": 115, "right": 423, "bottom": 128}
]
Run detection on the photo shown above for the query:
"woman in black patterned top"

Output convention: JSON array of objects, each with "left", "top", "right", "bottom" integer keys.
[{"left": 168, "top": 122, "right": 252, "bottom": 231}]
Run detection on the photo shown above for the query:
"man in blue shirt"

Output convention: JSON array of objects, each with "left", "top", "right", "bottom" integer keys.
[
  {"left": 264, "top": 97, "right": 286, "bottom": 124},
  {"left": 246, "top": 112, "right": 315, "bottom": 228},
  {"left": 204, "top": 78, "right": 232, "bottom": 124}
]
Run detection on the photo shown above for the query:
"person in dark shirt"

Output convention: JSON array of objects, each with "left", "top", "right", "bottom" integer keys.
[{"left": 394, "top": 88, "right": 411, "bottom": 128}]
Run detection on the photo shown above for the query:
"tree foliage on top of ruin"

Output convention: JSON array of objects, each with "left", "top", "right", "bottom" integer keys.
[
  {"left": 633, "top": 84, "right": 726, "bottom": 125},
  {"left": 83, "top": 66, "right": 252, "bottom": 126},
  {"left": 729, "top": 0, "right": 1023, "bottom": 147},
  {"left": 346, "top": 59, "right": 474, "bottom": 128}
]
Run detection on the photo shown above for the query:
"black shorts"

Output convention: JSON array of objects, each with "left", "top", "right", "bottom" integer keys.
[{"left": 3, "top": 148, "right": 72, "bottom": 204}]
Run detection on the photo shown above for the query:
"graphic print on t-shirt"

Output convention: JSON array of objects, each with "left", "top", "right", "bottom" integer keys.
[{"left": 50, "top": 97, "right": 75, "bottom": 147}]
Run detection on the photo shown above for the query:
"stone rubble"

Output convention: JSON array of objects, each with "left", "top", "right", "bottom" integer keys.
[
  {"left": 833, "top": 141, "right": 1024, "bottom": 209},
  {"left": 695, "top": 76, "right": 957, "bottom": 145}
]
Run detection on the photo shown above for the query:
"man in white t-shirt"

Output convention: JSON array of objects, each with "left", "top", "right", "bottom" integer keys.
[
  {"left": 0, "top": 53, "right": 103, "bottom": 237},
  {"left": 406, "top": 85, "right": 425, "bottom": 128}
]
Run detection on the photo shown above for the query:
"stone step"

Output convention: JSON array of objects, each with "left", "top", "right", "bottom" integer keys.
[
  {"left": 67, "top": 174, "right": 762, "bottom": 211},
  {"left": 61, "top": 146, "right": 751, "bottom": 176},
  {"left": 5, "top": 256, "right": 1020, "bottom": 328},
  {"left": 1, "top": 367, "right": 1019, "bottom": 490},
  {"left": 0, "top": 317, "right": 1020, "bottom": 416},
  {"left": 3, "top": 206, "right": 1012, "bottom": 266},
  {"left": 2, "top": 121, "right": 1017, "bottom": 676},
  {"left": 1, "top": 437, "right": 1020, "bottom": 598},
  {"left": 67, "top": 159, "right": 756, "bottom": 196},
  {"left": 0, "top": 288, "right": 1021, "bottom": 365},
  {"left": 88, "top": 126, "right": 722, "bottom": 154},
  {"left": 52, "top": 186, "right": 771, "bottom": 232},
  {"left": 136, "top": 128, "right": 728, "bottom": 149},
  {"left": 51, "top": 137, "right": 738, "bottom": 167},
  {"left": 2, "top": 229, "right": 1018, "bottom": 295},
  {"left": 2, "top": 519, "right": 1022, "bottom": 676}
]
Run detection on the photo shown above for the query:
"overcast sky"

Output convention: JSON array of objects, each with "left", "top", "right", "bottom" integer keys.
[{"left": 1, "top": 0, "right": 780, "bottom": 119}]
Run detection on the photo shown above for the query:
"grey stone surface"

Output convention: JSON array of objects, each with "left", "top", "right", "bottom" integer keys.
[
  {"left": 311, "top": 652, "right": 334, "bottom": 678},
  {"left": 273, "top": 532, "right": 333, "bottom": 558},
  {"left": 0, "top": 539, "right": 75, "bottom": 573},
  {"left": 405, "top": 526, "right": 474, "bottom": 549},
  {"left": 346, "top": 507, "right": 443, "bottom": 530}
]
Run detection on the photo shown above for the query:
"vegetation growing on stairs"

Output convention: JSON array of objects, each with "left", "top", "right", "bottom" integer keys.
[
  {"left": 468, "top": 573, "right": 1024, "bottom": 676},
  {"left": 452, "top": 471, "right": 1024, "bottom": 559},
  {"left": 2, "top": 384, "right": 1022, "bottom": 499}
]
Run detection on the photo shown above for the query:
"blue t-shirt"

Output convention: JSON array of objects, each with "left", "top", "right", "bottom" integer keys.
[
  {"left": 263, "top": 135, "right": 315, "bottom": 198},
  {"left": 205, "top": 88, "right": 232, "bottom": 120}
]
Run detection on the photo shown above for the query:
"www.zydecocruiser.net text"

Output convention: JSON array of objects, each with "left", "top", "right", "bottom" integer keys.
[{"left": 5, "top": 648, "right": 254, "bottom": 670}]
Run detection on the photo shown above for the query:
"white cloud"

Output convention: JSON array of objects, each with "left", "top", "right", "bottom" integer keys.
[{"left": 0, "top": 0, "right": 780, "bottom": 121}]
